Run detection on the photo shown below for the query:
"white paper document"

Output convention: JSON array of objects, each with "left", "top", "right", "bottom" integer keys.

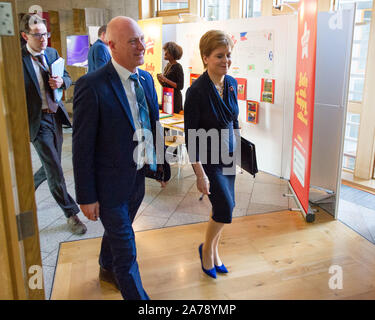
[{"left": 50, "top": 57, "right": 65, "bottom": 102}]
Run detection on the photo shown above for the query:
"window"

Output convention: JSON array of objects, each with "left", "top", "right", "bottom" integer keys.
[
  {"left": 204, "top": 0, "right": 231, "bottom": 21},
  {"left": 157, "top": 0, "right": 189, "bottom": 16},
  {"left": 343, "top": 113, "right": 361, "bottom": 171},
  {"left": 337, "top": 0, "right": 373, "bottom": 102},
  {"left": 246, "top": 0, "right": 262, "bottom": 18},
  {"left": 337, "top": 1, "right": 372, "bottom": 173},
  {"left": 159, "top": 0, "right": 189, "bottom": 11}
]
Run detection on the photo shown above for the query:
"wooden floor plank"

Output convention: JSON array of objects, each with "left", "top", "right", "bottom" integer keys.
[{"left": 51, "top": 210, "right": 375, "bottom": 300}]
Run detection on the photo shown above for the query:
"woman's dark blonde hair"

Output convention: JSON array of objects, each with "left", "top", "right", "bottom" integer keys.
[
  {"left": 199, "top": 30, "right": 234, "bottom": 69},
  {"left": 163, "top": 41, "right": 183, "bottom": 60}
]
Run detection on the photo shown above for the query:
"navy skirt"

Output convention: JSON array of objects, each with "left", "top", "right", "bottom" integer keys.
[{"left": 202, "top": 163, "right": 236, "bottom": 224}]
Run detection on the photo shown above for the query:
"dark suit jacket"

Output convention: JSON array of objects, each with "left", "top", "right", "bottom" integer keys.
[
  {"left": 184, "top": 71, "right": 239, "bottom": 163},
  {"left": 21, "top": 46, "right": 72, "bottom": 142},
  {"left": 87, "top": 39, "right": 111, "bottom": 73},
  {"left": 72, "top": 62, "right": 160, "bottom": 207}
]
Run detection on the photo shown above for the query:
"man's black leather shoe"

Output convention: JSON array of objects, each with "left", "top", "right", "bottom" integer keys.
[{"left": 99, "top": 267, "right": 120, "bottom": 290}]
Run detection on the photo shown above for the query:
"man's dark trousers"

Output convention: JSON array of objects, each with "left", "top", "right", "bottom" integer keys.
[
  {"left": 98, "top": 169, "right": 149, "bottom": 300},
  {"left": 33, "top": 111, "right": 79, "bottom": 218}
]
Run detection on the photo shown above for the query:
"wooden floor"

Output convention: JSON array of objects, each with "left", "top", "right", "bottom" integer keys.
[{"left": 51, "top": 209, "right": 375, "bottom": 300}]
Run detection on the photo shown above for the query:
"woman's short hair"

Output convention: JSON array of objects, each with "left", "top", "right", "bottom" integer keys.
[
  {"left": 199, "top": 30, "right": 234, "bottom": 68},
  {"left": 163, "top": 42, "right": 183, "bottom": 60},
  {"left": 19, "top": 14, "right": 46, "bottom": 34}
]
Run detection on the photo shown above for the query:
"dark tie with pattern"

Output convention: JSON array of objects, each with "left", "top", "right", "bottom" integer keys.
[
  {"left": 35, "top": 54, "right": 58, "bottom": 113},
  {"left": 129, "top": 73, "right": 157, "bottom": 171}
]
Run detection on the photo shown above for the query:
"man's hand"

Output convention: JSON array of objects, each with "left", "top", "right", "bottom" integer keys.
[
  {"left": 158, "top": 180, "right": 167, "bottom": 188},
  {"left": 48, "top": 76, "right": 64, "bottom": 90},
  {"left": 80, "top": 201, "right": 100, "bottom": 221}
]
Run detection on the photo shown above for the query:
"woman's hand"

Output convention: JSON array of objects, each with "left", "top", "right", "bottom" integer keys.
[
  {"left": 196, "top": 176, "right": 210, "bottom": 195},
  {"left": 157, "top": 73, "right": 165, "bottom": 85}
]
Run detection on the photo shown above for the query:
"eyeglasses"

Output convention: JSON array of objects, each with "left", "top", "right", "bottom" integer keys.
[{"left": 28, "top": 32, "right": 51, "bottom": 40}]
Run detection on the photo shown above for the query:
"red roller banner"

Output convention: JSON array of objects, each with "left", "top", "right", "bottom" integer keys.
[{"left": 290, "top": 0, "right": 318, "bottom": 215}]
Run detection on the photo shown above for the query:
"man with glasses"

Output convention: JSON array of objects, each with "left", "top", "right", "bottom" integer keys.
[{"left": 20, "top": 14, "right": 87, "bottom": 235}]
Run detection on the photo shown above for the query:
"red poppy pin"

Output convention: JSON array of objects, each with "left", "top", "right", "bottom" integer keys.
[{"left": 230, "top": 86, "right": 234, "bottom": 91}]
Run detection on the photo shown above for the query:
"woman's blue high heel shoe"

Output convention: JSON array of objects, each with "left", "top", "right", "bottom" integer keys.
[
  {"left": 215, "top": 264, "right": 228, "bottom": 273},
  {"left": 199, "top": 244, "right": 216, "bottom": 279}
]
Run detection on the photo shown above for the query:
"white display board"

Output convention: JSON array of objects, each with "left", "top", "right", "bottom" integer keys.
[
  {"left": 163, "top": 12, "right": 354, "bottom": 219},
  {"left": 165, "top": 16, "right": 298, "bottom": 177},
  {"left": 88, "top": 26, "right": 100, "bottom": 45}
]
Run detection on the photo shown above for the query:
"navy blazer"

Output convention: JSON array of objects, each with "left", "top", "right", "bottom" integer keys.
[
  {"left": 87, "top": 39, "right": 111, "bottom": 73},
  {"left": 72, "top": 62, "right": 159, "bottom": 207},
  {"left": 22, "top": 46, "right": 72, "bottom": 141},
  {"left": 184, "top": 71, "right": 239, "bottom": 163}
]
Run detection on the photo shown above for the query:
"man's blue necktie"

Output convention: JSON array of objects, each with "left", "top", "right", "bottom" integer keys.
[{"left": 129, "top": 73, "right": 157, "bottom": 171}]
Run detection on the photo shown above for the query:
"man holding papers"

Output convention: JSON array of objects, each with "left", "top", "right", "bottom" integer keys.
[{"left": 20, "top": 14, "right": 87, "bottom": 235}]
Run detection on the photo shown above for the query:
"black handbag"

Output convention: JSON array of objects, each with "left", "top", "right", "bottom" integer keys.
[
  {"left": 240, "top": 137, "right": 258, "bottom": 178},
  {"left": 144, "top": 162, "right": 171, "bottom": 182}
]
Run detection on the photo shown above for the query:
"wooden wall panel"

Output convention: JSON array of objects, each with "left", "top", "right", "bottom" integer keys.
[
  {"left": 49, "top": 10, "right": 62, "bottom": 57},
  {"left": 0, "top": 0, "right": 44, "bottom": 300},
  {"left": 73, "top": 8, "right": 86, "bottom": 34}
]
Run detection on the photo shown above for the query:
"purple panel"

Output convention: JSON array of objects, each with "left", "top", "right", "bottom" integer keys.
[{"left": 66, "top": 35, "right": 89, "bottom": 67}]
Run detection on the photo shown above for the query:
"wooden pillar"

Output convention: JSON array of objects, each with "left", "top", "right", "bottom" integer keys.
[
  {"left": 262, "top": 0, "right": 274, "bottom": 16},
  {"left": 0, "top": 0, "right": 44, "bottom": 299},
  {"left": 49, "top": 10, "right": 62, "bottom": 57}
]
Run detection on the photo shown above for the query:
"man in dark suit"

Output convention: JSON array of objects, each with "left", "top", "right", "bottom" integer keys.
[
  {"left": 20, "top": 14, "right": 87, "bottom": 235},
  {"left": 87, "top": 25, "right": 111, "bottom": 73},
  {"left": 73, "top": 16, "right": 166, "bottom": 300}
]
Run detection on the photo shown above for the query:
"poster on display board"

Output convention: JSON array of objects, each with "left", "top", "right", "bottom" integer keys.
[
  {"left": 230, "top": 30, "right": 275, "bottom": 78},
  {"left": 289, "top": 0, "right": 318, "bottom": 221},
  {"left": 260, "top": 78, "right": 275, "bottom": 103},
  {"left": 190, "top": 73, "right": 200, "bottom": 86},
  {"left": 235, "top": 78, "right": 247, "bottom": 101},
  {"left": 138, "top": 18, "right": 163, "bottom": 104},
  {"left": 246, "top": 100, "right": 259, "bottom": 124}
]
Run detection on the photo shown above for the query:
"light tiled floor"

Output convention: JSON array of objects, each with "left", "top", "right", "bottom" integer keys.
[
  {"left": 338, "top": 197, "right": 375, "bottom": 245},
  {"left": 31, "top": 129, "right": 296, "bottom": 299}
]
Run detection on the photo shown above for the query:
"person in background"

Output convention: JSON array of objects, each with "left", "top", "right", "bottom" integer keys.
[
  {"left": 20, "top": 13, "right": 87, "bottom": 235},
  {"left": 157, "top": 41, "right": 184, "bottom": 114},
  {"left": 87, "top": 25, "right": 111, "bottom": 73},
  {"left": 184, "top": 30, "right": 239, "bottom": 279}
]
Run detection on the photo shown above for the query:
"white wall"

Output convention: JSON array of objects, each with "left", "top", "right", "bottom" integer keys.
[{"left": 163, "top": 15, "right": 298, "bottom": 178}]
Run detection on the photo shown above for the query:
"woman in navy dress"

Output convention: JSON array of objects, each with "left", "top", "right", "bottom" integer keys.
[{"left": 184, "top": 30, "right": 239, "bottom": 279}]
